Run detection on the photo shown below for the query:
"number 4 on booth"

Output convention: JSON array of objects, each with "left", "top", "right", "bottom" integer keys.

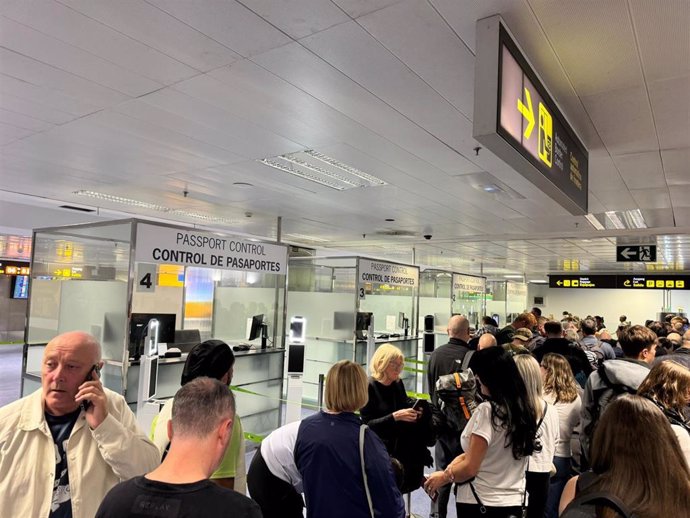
[{"left": 137, "top": 263, "right": 157, "bottom": 292}]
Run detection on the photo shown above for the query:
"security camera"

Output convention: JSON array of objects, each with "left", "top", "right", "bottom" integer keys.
[{"left": 423, "top": 234, "right": 432, "bottom": 240}]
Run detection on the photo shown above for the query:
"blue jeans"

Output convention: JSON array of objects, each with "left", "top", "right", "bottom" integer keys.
[{"left": 545, "top": 456, "right": 571, "bottom": 518}]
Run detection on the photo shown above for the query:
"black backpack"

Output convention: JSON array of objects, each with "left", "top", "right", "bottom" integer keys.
[
  {"left": 580, "top": 339, "right": 605, "bottom": 370},
  {"left": 561, "top": 492, "right": 637, "bottom": 518},
  {"left": 435, "top": 351, "right": 478, "bottom": 432}
]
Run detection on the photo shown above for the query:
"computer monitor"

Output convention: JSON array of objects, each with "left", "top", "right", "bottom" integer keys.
[
  {"left": 289, "top": 316, "right": 306, "bottom": 344},
  {"left": 397, "top": 312, "right": 405, "bottom": 329},
  {"left": 355, "top": 312, "right": 372, "bottom": 340},
  {"left": 129, "top": 313, "right": 176, "bottom": 360},
  {"left": 287, "top": 344, "right": 305, "bottom": 374},
  {"left": 247, "top": 314, "right": 268, "bottom": 348},
  {"left": 10, "top": 275, "right": 29, "bottom": 299}
]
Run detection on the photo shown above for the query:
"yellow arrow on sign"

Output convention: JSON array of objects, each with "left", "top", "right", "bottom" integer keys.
[{"left": 517, "top": 87, "right": 535, "bottom": 139}]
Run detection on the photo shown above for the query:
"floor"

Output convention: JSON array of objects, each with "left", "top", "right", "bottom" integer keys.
[
  {"left": 0, "top": 344, "right": 22, "bottom": 407},
  {"left": 0, "top": 345, "right": 456, "bottom": 518}
]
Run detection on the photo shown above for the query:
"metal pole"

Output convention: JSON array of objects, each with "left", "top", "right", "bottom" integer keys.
[{"left": 317, "top": 373, "right": 325, "bottom": 411}]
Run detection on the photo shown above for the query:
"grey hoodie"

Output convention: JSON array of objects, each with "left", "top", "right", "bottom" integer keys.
[{"left": 580, "top": 358, "right": 651, "bottom": 462}]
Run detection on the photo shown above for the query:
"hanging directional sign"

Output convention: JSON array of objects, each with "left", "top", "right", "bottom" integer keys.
[
  {"left": 616, "top": 245, "right": 657, "bottom": 262},
  {"left": 549, "top": 274, "right": 689, "bottom": 290},
  {"left": 473, "top": 16, "right": 589, "bottom": 215}
]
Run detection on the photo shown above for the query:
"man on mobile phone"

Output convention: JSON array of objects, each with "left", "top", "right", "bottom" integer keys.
[{"left": 0, "top": 331, "right": 160, "bottom": 518}]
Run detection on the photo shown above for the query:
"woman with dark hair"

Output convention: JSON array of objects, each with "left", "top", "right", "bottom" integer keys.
[
  {"left": 150, "top": 340, "right": 246, "bottom": 492},
  {"left": 559, "top": 395, "right": 690, "bottom": 517},
  {"left": 637, "top": 361, "right": 690, "bottom": 465},
  {"left": 424, "top": 347, "right": 541, "bottom": 518}
]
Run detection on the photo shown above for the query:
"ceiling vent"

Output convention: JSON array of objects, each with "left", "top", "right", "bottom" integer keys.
[
  {"left": 459, "top": 172, "right": 526, "bottom": 201},
  {"left": 59, "top": 205, "right": 95, "bottom": 213},
  {"left": 374, "top": 229, "right": 418, "bottom": 238}
]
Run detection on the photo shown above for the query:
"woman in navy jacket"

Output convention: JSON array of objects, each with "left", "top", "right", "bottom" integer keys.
[{"left": 294, "top": 360, "right": 405, "bottom": 518}]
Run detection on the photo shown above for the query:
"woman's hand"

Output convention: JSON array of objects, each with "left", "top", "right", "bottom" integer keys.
[
  {"left": 423, "top": 470, "right": 450, "bottom": 495},
  {"left": 392, "top": 408, "right": 419, "bottom": 422}
]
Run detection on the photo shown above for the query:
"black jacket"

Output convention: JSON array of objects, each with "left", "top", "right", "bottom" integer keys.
[
  {"left": 533, "top": 337, "right": 593, "bottom": 381},
  {"left": 426, "top": 337, "right": 471, "bottom": 405}
]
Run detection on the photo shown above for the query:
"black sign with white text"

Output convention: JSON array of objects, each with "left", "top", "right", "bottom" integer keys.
[{"left": 616, "top": 245, "right": 657, "bottom": 262}]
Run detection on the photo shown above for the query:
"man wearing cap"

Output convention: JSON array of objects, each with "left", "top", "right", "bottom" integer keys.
[
  {"left": 503, "top": 327, "right": 532, "bottom": 355},
  {"left": 150, "top": 340, "right": 246, "bottom": 493}
]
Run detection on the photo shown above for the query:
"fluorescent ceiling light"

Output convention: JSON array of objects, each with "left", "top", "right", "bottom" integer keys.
[
  {"left": 73, "top": 190, "right": 240, "bottom": 225},
  {"left": 622, "top": 209, "right": 647, "bottom": 229},
  {"left": 503, "top": 274, "right": 524, "bottom": 279},
  {"left": 585, "top": 214, "right": 605, "bottom": 230},
  {"left": 259, "top": 150, "right": 387, "bottom": 191},
  {"left": 285, "top": 233, "right": 330, "bottom": 243},
  {"left": 528, "top": 279, "right": 548, "bottom": 284},
  {"left": 605, "top": 211, "right": 625, "bottom": 230}
]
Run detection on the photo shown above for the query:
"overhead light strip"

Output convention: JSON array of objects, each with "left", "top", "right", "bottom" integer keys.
[
  {"left": 73, "top": 190, "right": 240, "bottom": 225},
  {"left": 585, "top": 214, "right": 605, "bottom": 230},
  {"left": 259, "top": 158, "right": 346, "bottom": 190},
  {"left": 259, "top": 150, "right": 387, "bottom": 191},
  {"left": 605, "top": 211, "right": 625, "bottom": 230}
]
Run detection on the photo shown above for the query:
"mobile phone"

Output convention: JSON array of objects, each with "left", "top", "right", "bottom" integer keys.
[
  {"left": 80, "top": 364, "right": 100, "bottom": 412},
  {"left": 412, "top": 398, "right": 423, "bottom": 410}
]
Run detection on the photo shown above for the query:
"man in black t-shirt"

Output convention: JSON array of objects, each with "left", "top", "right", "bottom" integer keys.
[{"left": 96, "top": 378, "right": 262, "bottom": 518}]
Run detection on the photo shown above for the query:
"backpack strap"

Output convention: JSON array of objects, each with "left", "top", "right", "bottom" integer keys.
[
  {"left": 564, "top": 491, "right": 637, "bottom": 518},
  {"left": 460, "top": 350, "right": 474, "bottom": 371},
  {"left": 359, "top": 424, "right": 375, "bottom": 518}
]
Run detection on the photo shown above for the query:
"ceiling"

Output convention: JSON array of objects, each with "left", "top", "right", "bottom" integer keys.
[{"left": 0, "top": 0, "right": 688, "bottom": 277}]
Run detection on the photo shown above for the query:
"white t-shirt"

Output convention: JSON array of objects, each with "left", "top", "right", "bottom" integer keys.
[
  {"left": 528, "top": 401, "right": 560, "bottom": 473},
  {"left": 671, "top": 424, "right": 690, "bottom": 469},
  {"left": 544, "top": 393, "right": 581, "bottom": 458},
  {"left": 260, "top": 421, "right": 303, "bottom": 493},
  {"left": 456, "top": 402, "right": 528, "bottom": 507}
]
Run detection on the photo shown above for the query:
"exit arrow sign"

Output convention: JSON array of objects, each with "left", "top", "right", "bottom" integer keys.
[{"left": 616, "top": 245, "right": 657, "bottom": 262}]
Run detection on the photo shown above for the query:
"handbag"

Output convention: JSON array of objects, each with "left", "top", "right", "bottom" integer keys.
[{"left": 359, "top": 424, "right": 375, "bottom": 518}]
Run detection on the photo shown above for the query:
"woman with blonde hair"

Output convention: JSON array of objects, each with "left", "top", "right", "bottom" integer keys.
[
  {"left": 560, "top": 395, "right": 690, "bottom": 517},
  {"left": 360, "top": 344, "right": 433, "bottom": 493},
  {"left": 539, "top": 353, "right": 581, "bottom": 518},
  {"left": 513, "top": 354, "right": 559, "bottom": 518},
  {"left": 294, "top": 360, "right": 404, "bottom": 518},
  {"left": 637, "top": 360, "right": 690, "bottom": 465}
]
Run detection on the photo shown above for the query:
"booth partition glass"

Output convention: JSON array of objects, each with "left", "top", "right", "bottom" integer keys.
[
  {"left": 25, "top": 222, "right": 132, "bottom": 396},
  {"left": 451, "top": 274, "right": 487, "bottom": 332},
  {"left": 25, "top": 219, "right": 288, "bottom": 439}
]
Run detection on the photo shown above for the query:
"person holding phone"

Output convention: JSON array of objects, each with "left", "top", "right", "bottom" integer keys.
[
  {"left": 360, "top": 343, "right": 434, "bottom": 493},
  {"left": 0, "top": 331, "right": 160, "bottom": 518}
]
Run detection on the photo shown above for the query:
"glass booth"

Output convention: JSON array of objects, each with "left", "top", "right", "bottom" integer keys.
[
  {"left": 22, "top": 219, "right": 288, "bottom": 438},
  {"left": 287, "top": 256, "right": 421, "bottom": 402}
]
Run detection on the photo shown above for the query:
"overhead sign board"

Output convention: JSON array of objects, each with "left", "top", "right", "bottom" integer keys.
[
  {"left": 549, "top": 275, "right": 616, "bottom": 289},
  {"left": 135, "top": 223, "right": 287, "bottom": 274},
  {"left": 357, "top": 259, "right": 418, "bottom": 298},
  {"left": 452, "top": 274, "right": 485, "bottom": 293},
  {"left": 474, "top": 16, "right": 589, "bottom": 215},
  {"left": 616, "top": 245, "right": 657, "bottom": 262},
  {"left": 550, "top": 274, "right": 689, "bottom": 290}
]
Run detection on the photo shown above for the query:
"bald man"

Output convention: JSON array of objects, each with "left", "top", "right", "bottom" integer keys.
[
  {"left": 477, "top": 333, "right": 497, "bottom": 350},
  {"left": 0, "top": 331, "right": 160, "bottom": 518},
  {"left": 427, "top": 315, "right": 473, "bottom": 518}
]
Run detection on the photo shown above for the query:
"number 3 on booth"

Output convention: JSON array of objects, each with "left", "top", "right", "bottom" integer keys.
[{"left": 137, "top": 263, "right": 157, "bottom": 293}]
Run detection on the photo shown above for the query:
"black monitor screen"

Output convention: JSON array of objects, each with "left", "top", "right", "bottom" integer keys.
[
  {"left": 10, "top": 275, "right": 29, "bottom": 299},
  {"left": 247, "top": 314, "right": 265, "bottom": 341},
  {"left": 129, "top": 313, "right": 176, "bottom": 359},
  {"left": 287, "top": 344, "right": 305, "bottom": 374},
  {"left": 356, "top": 312, "right": 372, "bottom": 331},
  {"left": 148, "top": 356, "right": 159, "bottom": 399}
]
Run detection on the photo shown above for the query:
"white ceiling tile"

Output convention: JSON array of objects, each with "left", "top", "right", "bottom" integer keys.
[
  {"left": 612, "top": 151, "right": 666, "bottom": 189},
  {"left": 144, "top": 0, "right": 290, "bottom": 58},
  {"left": 630, "top": 0, "right": 690, "bottom": 82},
  {"left": 661, "top": 147, "right": 690, "bottom": 185},
  {"left": 0, "top": 16, "right": 162, "bottom": 96},
  {"left": 640, "top": 208, "right": 675, "bottom": 228},
  {"left": 670, "top": 186, "right": 690, "bottom": 208},
  {"left": 251, "top": 42, "right": 481, "bottom": 175},
  {"left": 300, "top": 21, "right": 478, "bottom": 156},
  {"left": 592, "top": 189, "right": 638, "bottom": 211},
  {"left": 0, "top": 48, "right": 128, "bottom": 108},
  {"left": 0, "top": 107, "right": 55, "bottom": 132},
  {"left": 333, "top": 0, "right": 401, "bottom": 18},
  {"left": 673, "top": 207, "right": 690, "bottom": 226},
  {"left": 629, "top": 188, "right": 671, "bottom": 209},
  {"left": 358, "top": 0, "right": 476, "bottom": 118},
  {"left": 240, "top": 0, "right": 349, "bottom": 39},
  {"left": 0, "top": 92, "right": 77, "bottom": 125},
  {"left": 588, "top": 155, "right": 627, "bottom": 192},
  {"left": 581, "top": 86, "right": 657, "bottom": 155},
  {"left": 1, "top": 0, "right": 198, "bottom": 85},
  {"left": 58, "top": 0, "right": 240, "bottom": 70},
  {"left": 0, "top": 122, "right": 35, "bottom": 145},
  {"left": 649, "top": 74, "right": 690, "bottom": 150}
]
